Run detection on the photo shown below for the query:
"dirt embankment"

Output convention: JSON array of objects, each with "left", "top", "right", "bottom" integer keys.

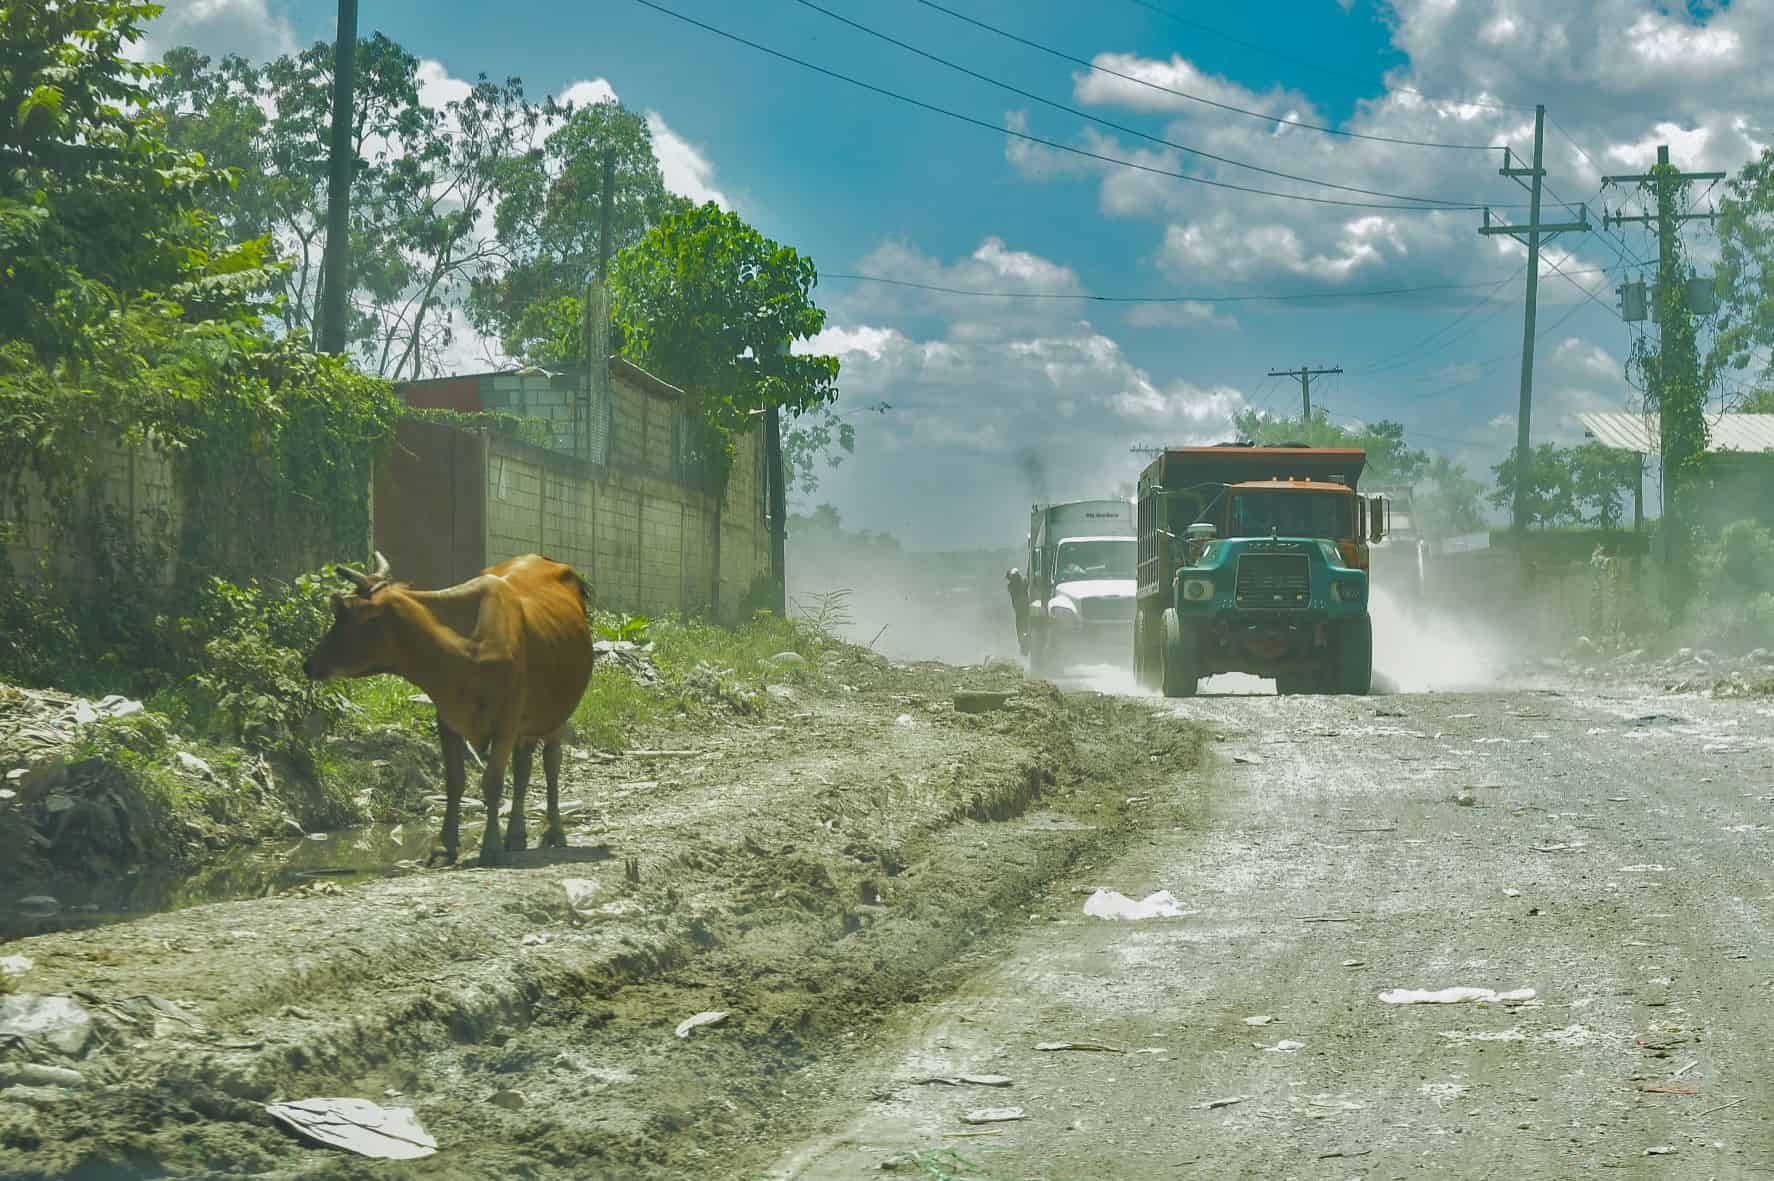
[{"left": 0, "top": 647, "right": 1203, "bottom": 1180}]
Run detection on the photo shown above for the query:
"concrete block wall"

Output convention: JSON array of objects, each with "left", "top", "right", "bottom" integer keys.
[{"left": 2, "top": 436, "right": 181, "bottom": 587}]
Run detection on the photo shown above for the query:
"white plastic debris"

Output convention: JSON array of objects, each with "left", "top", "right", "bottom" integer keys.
[
  {"left": 174, "top": 752, "right": 214, "bottom": 778},
  {"left": 561, "top": 878, "right": 602, "bottom": 921},
  {"left": 265, "top": 1097, "right": 437, "bottom": 1160},
  {"left": 0, "top": 994, "right": 92, "bottom": 1055},
  {"left": 0, "top": 955, "right": 32, "bottom": 979},
  {"left": 1379, "top": 987, "right": 1535, "bottom": 1006},
  {"left": 962, "top": 1107, "right": 1025, "bottom": 1124},
  {"left": 1082, "top": 889, "right": 1190, "bottom": 921},
  {"left": 675, "top": 1011, "right": 728, "bottom": 1039},
  {"left": 1262, "top": 1039, "right": 1305, "bottom": 1053},
  {"left": 1645, "top": 1146, "right": 1677, "bottom": 1156},
  {"left": 1439, "top": 1030, "right": 1526, "bottom": 1043},
  {"left": 1243, "top": 1015, "right": 1276, "bottom": 1026},
  {"left": 894, "top": 713, "right": 915, "bottom": 727}
]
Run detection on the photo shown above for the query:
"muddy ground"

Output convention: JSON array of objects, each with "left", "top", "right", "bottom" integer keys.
[{"left": 0, "top": 646, "right": 1200, "bottom": 1180}]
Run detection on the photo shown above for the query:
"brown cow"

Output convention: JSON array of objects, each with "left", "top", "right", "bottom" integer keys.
[{"left": 302, "top": 551, "right": 596, "bottom": 866}]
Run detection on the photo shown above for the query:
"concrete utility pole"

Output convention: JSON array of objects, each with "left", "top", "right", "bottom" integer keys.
[
  {"left": 1601, "top": 146, "right": 1723, "bottom": 577},
  {"left": 317, "top": 0, "right": 358, "bottom": 355},
  {"left": 1266, "top": 366, "right": 1342, "bottom": 420},
  {"left": 1477, "top": 104, "right": 1591, "bottom": 532}
]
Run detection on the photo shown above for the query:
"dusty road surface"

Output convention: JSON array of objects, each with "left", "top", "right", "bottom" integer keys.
[
  {"left": 0, "top": 649, "right": 1203, "bottom": 1180},
  {"left": 771, "top": 676, "right": 1774, "bottom": 1179}
]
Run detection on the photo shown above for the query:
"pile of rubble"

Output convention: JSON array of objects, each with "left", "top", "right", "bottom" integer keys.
[
  {"left": 1554, "top": 642, "right": 1774, "bottom": 695},
  {"left": 0, "top": 685, "right": 147, "bottom": 799},
  {"left": 593, "top": 640, "right": 660, "bottom": 688}
]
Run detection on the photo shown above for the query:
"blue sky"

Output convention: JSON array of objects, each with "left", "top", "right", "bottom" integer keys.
[{"left": 143, "top": 0, "right": 1765, "bottom": 548}]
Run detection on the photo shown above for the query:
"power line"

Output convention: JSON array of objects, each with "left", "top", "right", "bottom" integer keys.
[
  {"left": 789, "top": 0, "right": 1500, "bottom": 208},
  {"left": 629, "top": 0, "right": 1522, "bottom": 213},
  {"left": 1354, "top": 267, "right": 1522, "bottom": 374},
  {"left": 1120, "top": 0, "right": 1538, "bottom": 113},
  {"left": 912, "top": 0, "right": 1495, "bottom": 152},
  {"left": 820, "top": 267, "right": 1612, "bottom": 303}
]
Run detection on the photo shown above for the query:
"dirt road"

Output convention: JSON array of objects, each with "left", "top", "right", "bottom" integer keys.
[{"left": 772, "top": 676, "right": 1774, "bottom": 1179}]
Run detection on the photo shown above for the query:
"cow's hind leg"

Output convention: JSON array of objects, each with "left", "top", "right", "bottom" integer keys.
[
  {"left": 505, "top": 741, "right": 535, "bottom": 852},
  {"left": 427, "top": 717, "right": 469, "bottom": 867},
  {"left": 540, "top": 737, "right": 567, "bottom": 848},
  {"left": 476, "top": 740, "right": 514, "bottom": 866}
]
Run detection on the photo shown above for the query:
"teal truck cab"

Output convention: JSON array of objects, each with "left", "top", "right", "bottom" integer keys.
[{"left": 1133, "top": 445, "right": 1386, "bottom": 698}]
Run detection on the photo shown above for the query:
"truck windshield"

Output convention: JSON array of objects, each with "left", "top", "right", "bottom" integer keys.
[
  {"left": 1055, "top": 539, "right": 1134, "bottom": 581},
  {"left": 1226, "top": 491, "right": 1351, "bottom": 540}
]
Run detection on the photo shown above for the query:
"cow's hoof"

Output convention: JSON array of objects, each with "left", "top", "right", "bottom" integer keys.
[
  {"left": 504, "top": 823, "right": 529, "bottom": 853},
  {"left": 425, "top": 844, "right": 457, "bottom": 868},
  {"left": 540, "top": 824, "right": 568, "bottom": 849}
]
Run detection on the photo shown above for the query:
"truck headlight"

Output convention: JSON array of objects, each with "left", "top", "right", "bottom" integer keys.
[
  {"left": 1331, "top": 579, "right": 1364, "bottom": 602},
  {"left": 1182, "top": 578, "right": 1214, "bottom": 602}
]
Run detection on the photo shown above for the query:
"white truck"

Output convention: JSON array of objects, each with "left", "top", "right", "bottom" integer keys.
[{"left": 1025, "top": 498, "right": 1137, "bottom": 676}]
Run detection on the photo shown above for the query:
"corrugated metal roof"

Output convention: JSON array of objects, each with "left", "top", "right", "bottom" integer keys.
[{"left": 1576, "top": 412, "right": 1774, "bottom": 454}]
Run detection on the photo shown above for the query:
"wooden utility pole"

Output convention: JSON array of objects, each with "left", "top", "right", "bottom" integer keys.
[
  {"left": 1601, "top": 146, "right": 1723, "bottom": 576},
  {"left": 1477, "top": 104, "right": 1590, "bottom": 532},
  {"left": 317, "top": 0, "right": 358, "bottom": 355},
  {"left": 1266, "top": 366, "right": 1341, "bottom": 420}
]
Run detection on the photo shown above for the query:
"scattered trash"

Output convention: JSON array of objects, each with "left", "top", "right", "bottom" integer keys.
[
  {"left": 1502, "top": 888, "right": 1522, "bottom": 897},
  {"left": 1439, "top": 1030, "right": 1525, "bottom": 1043},
  {"left": 1452, "top": 790, "right": 1477, "bottom": 807},
  {"left": 1230, "top": 754, "right": 1262, "bottom": 765},
  {"left": 0, "top": 994, "right": 93, "bottom": 1054},
  {"left": 1619, "top": 865, "right": 1671, "bottom": 873},
  {"left": 1644, "top": 1145, "right": 1677, "bottom": 1155},
  {"left": 961, "top": 1107, "right": 1025, "bottom": 1125},
  {"left": 520, "top": 932, "right": 555, "bottom": 947},
  {"left": 1243, "top": 1015, "right": 1276, "bottom": 1026},
  {"left": 894, "top": 714, "right": 915, "bottom": 727},
  {"left": 561, "top": 878, "right": 602, "bottom": 921},
  {"left": 1694, "top": 1097, "right": 1747, "bottom": 1117},
  {"left": 0, "top": 1063, "right": 81, "bottom": 1087},
  {"left": 1378, "top": 986, "right": 1536, "bottom": 1006},
  {"left": 487, "top": 1089, "right": 527, "bottom": 1111},
  {"left": 1191, "top": 1095, "right": 1249, "bottom": 1110},
  {"left": 1262, "top": 1039, "right": 1305, "bottom": 1053},
  {"left": 174, "top": 751, "right": 215, "bottom": 778},
  {"left": 911, "top": 1074, "right": 1013, "bottom": 1088},
  {"left": 1531, "top": 843, "right": 1586, "bottom": 854},
  {"left": 265, "top": 1097, "right": 437, "bottom": 1160},
  {"left": 1341, "top": 959, "right": 1365, "bottom": 968},
  {"left": 0, "top": 955, "right": 32, "bottom": 978},
  {"left": 953, "top": 690, "right": 1013, "bottom": 714},
  {"left": 675, "top": 1011, "right": 728, "bottom": 1039},
  {"left": 1082, "top": 889, "right": 1189, "bottom": 921},
  {"left": 1035, "top": 1041, "right": 1123, "bottom": 1053},
  {"left": 1637, "top": 1084, "right": 1697, "bottom": 1096},
  {"left": 767, "top": 651, "right": 809, "bottom": 668},
  {"left": 1540, "top": 1025, "right": 1598, "bottom": 1048}
]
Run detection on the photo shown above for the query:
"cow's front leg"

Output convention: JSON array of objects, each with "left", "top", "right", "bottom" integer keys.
[
  {"left": 428, "top": 718, "right": 469, "bottom": 867},
  {"left": 540, "top": 738, "right": 567, "bottom": 848},
  {"left": 505, "top": 741, "right": 535, "bottom": 852},
  {"left": 476, "top": 740, "right": 514, "bottom": 866}
]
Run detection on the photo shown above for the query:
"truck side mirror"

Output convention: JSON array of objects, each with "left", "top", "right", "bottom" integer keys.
[{"left": 1369, "top": 496, "right": 1386, "bottom": 543}]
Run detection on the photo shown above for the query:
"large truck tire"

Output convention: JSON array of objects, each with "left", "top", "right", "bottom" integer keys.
[
  {"left": 1134, "top": 608, "right": 1159, "bottom": 690},
  {"left": 1275, "top": 674, "right": 1313, "bottom": 695},
  {"left": 1335, "top": 615, "right": 1373, "bottom": 695},
  {"left": 1160, "top": 608, "right": 1200, "bottom": 699}
]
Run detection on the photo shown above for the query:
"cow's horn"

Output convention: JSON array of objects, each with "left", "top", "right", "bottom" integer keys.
[
  {"left": 334, "top": 564, "right": 374, "bottom": 594},
  {"left": 371, "top": 550, "right": 390, "bottom": 581}
]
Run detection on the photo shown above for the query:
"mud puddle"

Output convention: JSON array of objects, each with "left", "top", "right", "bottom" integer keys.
[{"left": 0, "top": 823, "right": 435, "bottom": 942}]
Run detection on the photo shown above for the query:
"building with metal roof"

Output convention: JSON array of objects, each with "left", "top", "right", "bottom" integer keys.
[{"left": 1576, "top": 412, "right": 1774, "bottom": 454}]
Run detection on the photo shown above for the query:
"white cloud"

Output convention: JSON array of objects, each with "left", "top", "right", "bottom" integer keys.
[
  {"left": 134, "top": 0, "right": 297, "bottom": 62},
  {"left": 1124, "top": 301, "right": 1240, "bottom": 330},
  {"left": 807, "top": 239, "right": 1248, "bottom": 547},
  {"left": 645, "top": 112, "right": 730, "bottom": 209},
  {"left": 558, "top": 78, "right": 620, "bottom": 109}
]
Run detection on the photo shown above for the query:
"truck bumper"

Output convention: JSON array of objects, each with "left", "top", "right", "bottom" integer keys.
[{"left": 1185, "top": 609, "right": 1360, "bottom": 678}]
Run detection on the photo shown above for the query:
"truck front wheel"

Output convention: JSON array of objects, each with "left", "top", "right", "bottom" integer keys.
[
  {"left": 1161, "top": 608, "right": 1200, "bottom": 699},
  {"left": 1335, "top": 616, "right": 1373, "bottom": 695}
]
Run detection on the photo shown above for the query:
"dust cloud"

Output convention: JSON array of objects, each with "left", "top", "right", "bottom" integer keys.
[{"left": 1370, "top": 586, "right": 1518, "bottom": 692}]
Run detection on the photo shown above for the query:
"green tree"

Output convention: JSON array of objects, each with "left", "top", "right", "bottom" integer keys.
[
  {"left": 609, "top": 203, "right": 841, "bottom": 475},
  {"left": 1232, "top": 409, "right": 1427, "bottom": 487},
  {"left": 1711, "top": 148, "right": 1774, "bottom": 392},
  {"left": 1413, "top": 455, "right": 1486, "bottom": 540},
  {"left": 0, "top": 1, "right": 275, "bottom": 364},
  {"left": 467, "top": 100, "right": 687, "bottom": 362},
  {"left": 152, "top": 36, "right": 547, "bottom": 378},
  {"left": 1739, "top": 388, "right": 1774, "bottom": 413},
  {"left": 1565, "top": 442, "right": 1640, "bottom": 529},
  {"left": 1488, "top": 444, "right": 1577, "bottom": 527}
]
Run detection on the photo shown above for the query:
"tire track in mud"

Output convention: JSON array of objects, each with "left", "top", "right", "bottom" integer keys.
[{"left": 0, "top": 655, "right": 1207, "bottom": 1180}]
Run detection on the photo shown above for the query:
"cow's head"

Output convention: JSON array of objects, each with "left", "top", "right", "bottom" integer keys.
[{"left": 302, "top": 552, "right": 399, "bottom": 681}]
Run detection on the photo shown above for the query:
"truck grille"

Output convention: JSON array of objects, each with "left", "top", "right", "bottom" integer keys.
[
  {"left": 1079, "top": 596, "right": 1135, "bottom": 622},
  {"left": 1235, "top": 554, "right": 1310, "bottom": 609}
]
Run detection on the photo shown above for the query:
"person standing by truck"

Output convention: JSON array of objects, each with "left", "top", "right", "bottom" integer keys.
[{"left": 1006, "top": 567, "right": 1030, "bottom": 653}]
